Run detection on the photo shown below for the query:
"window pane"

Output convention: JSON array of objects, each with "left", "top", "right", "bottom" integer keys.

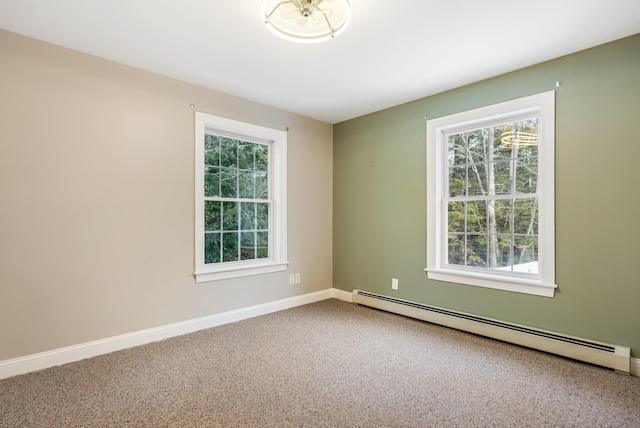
[
  {"left": 257, "top": 231, "right": 269, "bottom": 259},
  {"left": 220, "top": 138, "right": 237, "bottom": 168},
  {"left": 256, "top": 203, "right": 269, "bottom": 230},
  {"left": 466, "top": 200, "right": 487, "bottom": 234},
  {"left": 466, "top": 234, "right": 487, "bottom": 267},
  {"left": 467, "top": 163, "right": 487, "bottom": 196},
  {"left": 204, "top": 134, "right": 220, "bottom": 151},
  {"left": 517, "top": 143, "right": 538, "bottom": 159},
  {"left": 241, "top": 203, "right": 256, "bottom": 230},
  {"left": 447, "top": 134, "right": 466, "bottom": 167},
  {"left": 514, "top": 198, "right": 538, "bottom": 234},
  {"left": 241, "top": 232, "right": 256, "bottom": 260},
  {"left": 466, "top": 130, "right": 487, "bottom": 163},
  {"left": 222, "top": 232, "right": 239, "bottom": 262},
  {"left": 204, "top": 201, "right": 221, "bottom": 232},
  {"left": 220, "top": 168, "right": 238, "bottom": 198},
  {"left": 493, "top": 161, "right": 513, "bottom": 194},
  {"left": 448, "top": 166, "right": 466, "bottom": 197},
  {"left": 448, "top": 201, "right": 465, "bottom": 233},
  {"left": 494, "top": 199, "right": 512, "bottom": 234},
  {"left": 238, "top": 170, "right": 255, "bottom": 199},
  {"left": 516, "top": 158, "right": 538, "bottom": 194},
  {"left": 498, "top": 119, "right": 539, "bottom": 153},
  {"left": 492, "top": 126, "right": 513, "bottom": 160},
  {"left": 447, "top": 234, "right": 465, "bottom": 266},
  {"left": 204, "top": 166, "right": 220, "bottom": 197},
  {"left": 205, "top": 135, "right": 220, "bottom": 166},
  {"left": 222, "top": 202, "right": 238, "bottom": 231},
  {"left": 255, "top": 144, "right": 268, "bottom": 172},
  {"left": 204, "top": 233, "right": 221, "bottom": 264},
  {"left": 493, "top": 234, "right": 513, "bottom": 268},
  {"left": 255, "top": 172, "right": 268, "bottom": 199},
  {"left": 514, "top": 236, "right": 538, "bottom": 273},
  {"left": 238, "top": 140, "right": 254, "bottom": 170}
]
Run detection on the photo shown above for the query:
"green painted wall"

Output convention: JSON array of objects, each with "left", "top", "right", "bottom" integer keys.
[{"left": 333, "top": 34, "right": 640, "bottom": 357}]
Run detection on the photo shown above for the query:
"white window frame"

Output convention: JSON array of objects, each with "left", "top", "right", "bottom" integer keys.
[
  {"left": 194, "top": 112, "right": 288, "bottom": 282},
  {"left": 426, "top": 91, "right": 556, "bottom": 297}
]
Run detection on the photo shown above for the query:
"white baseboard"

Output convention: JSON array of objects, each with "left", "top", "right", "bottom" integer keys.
[
  {"left": 2, "top": 288, "right": 634, "bottom": 380},
  {"left": 331, "top": 287, "right": 353, "bottom": 302},
  {"left": 0, "top": 288, "right": 339, "bottom": 380},
  {"left": 631, "top": 357, "right": 639, "bottom": 377},
  {"left": 334, "top": 288, "right": 640, "bottom": 376}
]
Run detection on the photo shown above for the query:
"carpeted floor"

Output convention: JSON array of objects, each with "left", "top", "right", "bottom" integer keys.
[{"left": 1, "top": 299, "right": 639, "bottom": 427}]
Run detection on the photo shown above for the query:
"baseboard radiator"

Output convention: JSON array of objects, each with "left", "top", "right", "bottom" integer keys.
[{"left": 352, "top": 290, "right": 630, "bottom": 374}]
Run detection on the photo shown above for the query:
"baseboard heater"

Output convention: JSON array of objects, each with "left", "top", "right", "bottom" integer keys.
[{"left": 352, "top": 290, "right": 630, "bottom": 374}]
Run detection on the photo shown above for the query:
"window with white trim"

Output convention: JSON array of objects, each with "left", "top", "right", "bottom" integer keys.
[
  {"left": 426, "top": 91, "right": 556, "bottom": 297},
  {"left": 194, "top": 112, "right": 287, "bottom": 282}
]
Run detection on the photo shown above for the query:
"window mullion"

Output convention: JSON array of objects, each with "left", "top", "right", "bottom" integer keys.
[
  {"left": 206, "top": 196, "right": 271, "bottom": 203},
  {"left": 219, "top": 201, "right": 224, "bottom": 263}
]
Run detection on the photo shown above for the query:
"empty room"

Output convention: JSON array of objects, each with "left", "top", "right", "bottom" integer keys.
[{"left": 1, "top": 1, "right": 639, "bottom": 426}]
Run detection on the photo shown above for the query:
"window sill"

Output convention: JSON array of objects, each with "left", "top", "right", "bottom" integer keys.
[
  {"left": 195, "top": 260, "right": 289, "bottom": 283},
  {"left": 425, "top": 268, "right": 556, "bottom": 297}
]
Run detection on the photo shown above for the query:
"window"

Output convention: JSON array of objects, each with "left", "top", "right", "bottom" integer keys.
[
  {"left": 194, "top": 112, "right": 287, "bottom": 282},
  {"left": 426, "top": 91, "right": 556, "bottom": 297}
]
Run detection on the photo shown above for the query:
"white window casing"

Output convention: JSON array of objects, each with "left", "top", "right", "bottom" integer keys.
[
  {"left": 426, "top": 91, "right": 556, "bottom": 297},
  {"left": 194, "top": 112, "right": 288, "bottom": 282}
]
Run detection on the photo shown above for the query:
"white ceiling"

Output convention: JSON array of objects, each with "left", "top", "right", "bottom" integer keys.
[{"left": 1, "top": 1, "right": 639, "bottom": 124}]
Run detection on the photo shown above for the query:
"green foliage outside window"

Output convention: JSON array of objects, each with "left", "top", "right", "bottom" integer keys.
[
  {"left": 446, "top": 119, "right": 539, "bottom": 272},
  {"left": 203, "top": 134, "right": 270, "bottom": 264}
]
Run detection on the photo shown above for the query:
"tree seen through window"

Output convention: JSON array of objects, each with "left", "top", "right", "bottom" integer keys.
[
  {"left": 446, "top": 118, "right": 539, "bottom": 273},
  {"left": 203, "top": 134, "right": 270, "bottom": 264}
]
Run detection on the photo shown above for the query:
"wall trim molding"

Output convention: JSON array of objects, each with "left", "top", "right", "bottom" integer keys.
[
  {"left": 330, "top": 287, "right": 353, "bottom": 302},
  {"left": 1, "top": 287, "right": 635, "bottom": 380},
  {"left": 0, "top": 288, "right": 338, "bottom": 380}
]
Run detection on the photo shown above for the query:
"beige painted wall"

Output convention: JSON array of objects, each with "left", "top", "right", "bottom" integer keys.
[{"left": 0, "top": 30, "right": 333, "bottom": 361}]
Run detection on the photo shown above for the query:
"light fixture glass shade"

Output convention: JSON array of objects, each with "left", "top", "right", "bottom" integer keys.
[{"left": 261, "top": 0, "right": 351, "bottom": 43}]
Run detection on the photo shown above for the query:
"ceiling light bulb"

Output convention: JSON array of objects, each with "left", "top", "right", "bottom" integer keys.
[{"left": 261, "top": 0, "right": 351, "bottom": 44}]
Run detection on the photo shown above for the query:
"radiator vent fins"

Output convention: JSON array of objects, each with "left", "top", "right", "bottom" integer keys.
[
  {"left": 352, "top": 290, "right": 630, "bottom": 373},
  {"left": 355, "top": 291, "right": 613, "bottom": 353}
]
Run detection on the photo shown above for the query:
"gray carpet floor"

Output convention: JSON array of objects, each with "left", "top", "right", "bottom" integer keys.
[{"left": 1, "top": 299, "right": 639, "bottom": 427}]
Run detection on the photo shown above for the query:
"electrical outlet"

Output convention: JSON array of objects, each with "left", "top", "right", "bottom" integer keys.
[
  {"left": 289, "top": 274, "right": 295, "bottom": 285},
  {"left": 392, "top": 278, "right": 399, "bottom": 290},
  {"left": 295, "top": 273, "right": 301, "bottom": 284}
]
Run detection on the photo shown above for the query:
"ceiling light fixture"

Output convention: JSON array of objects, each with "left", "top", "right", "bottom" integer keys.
[{"left": 261, "top": 0, "right": 351, "bottom": 44}]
